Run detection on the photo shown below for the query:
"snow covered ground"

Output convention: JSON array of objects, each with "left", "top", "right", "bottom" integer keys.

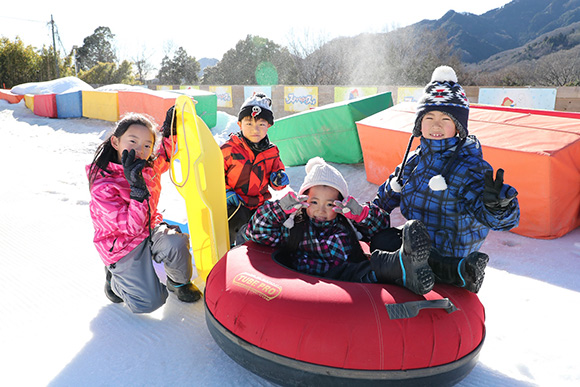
[{"left": 1, "top": 98, "right": 579, "bottom": 386}]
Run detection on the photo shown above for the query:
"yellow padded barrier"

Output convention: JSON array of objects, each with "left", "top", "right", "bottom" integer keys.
[
  {"left": 82, "top": 90, "right": 119, "bottom": 122},
  {"left": 24, "top": 94, "right": 34, "bottom": 111}
]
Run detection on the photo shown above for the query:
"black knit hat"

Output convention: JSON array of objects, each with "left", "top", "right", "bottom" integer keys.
[
  {"left": 238, "top": 93, "right": 274, "bottom": 125},
  {"left": 414, "top": 66, "right": 469, "bottom": 139}
]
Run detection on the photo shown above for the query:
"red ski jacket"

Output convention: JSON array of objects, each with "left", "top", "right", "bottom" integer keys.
[{"left": 221, "top": 133, "right": 286, "bottom": 209}]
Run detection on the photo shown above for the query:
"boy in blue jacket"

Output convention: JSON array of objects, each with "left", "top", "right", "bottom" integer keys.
[{"left": 373, "top": 66, "right": 520, "bottom": 293}]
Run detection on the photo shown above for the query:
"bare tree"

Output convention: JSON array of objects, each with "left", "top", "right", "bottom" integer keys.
[
  {"left": 533, "top": 49, "right": 580, "bottom": 86},
  {"left": 473, "top": 62, "right": 533, "bottom": 86},
  {"left": 286, "top": 29, "right": 345, "bottom": 85},
  {"left": 131, "top": 45, "right": 155, "bottom": 84}
]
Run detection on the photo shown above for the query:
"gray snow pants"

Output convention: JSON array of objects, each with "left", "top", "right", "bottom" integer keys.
[{"left": 108, "top": 223, "right": 193, "bottom": 313}]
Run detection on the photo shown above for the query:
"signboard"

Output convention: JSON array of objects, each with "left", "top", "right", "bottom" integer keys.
[
  {"left": 284, "top": 86, "right": 318, "bottom": 112},
  {"left": 478, "top": 88, "right": 557, "bottom": 110},
  {"left": 209, "top": 86, "right": 233, "bottom": 108}
]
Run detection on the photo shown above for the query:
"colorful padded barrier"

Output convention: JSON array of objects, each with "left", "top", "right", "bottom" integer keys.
[
  {"left": 268, "top": 92, "right": 393, "bottom": 166},
  {"left": 0, "top": 89, "right": 24, "bottom": 104},
  {"left": 82, "top": 90, "right": 119, "bottom": 122},
  {"left": 118, "top": 89, "right": 177, "bottom": 127},
  {"left": 33, "top": 94, "right": 57, "bottom": 118},
  {"left": 356, "top": 102, "right": 580, "bottom": 239},
  {"left": 24, "top": 94, "right": 34, "bottom": 111},
  {"left": 170, "top": 89, "right": 218, "bottom": 129},
  {"left": 56, "top": 91, "right": 83, "bottom": 118}
]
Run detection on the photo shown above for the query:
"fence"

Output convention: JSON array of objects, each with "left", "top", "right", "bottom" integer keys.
[{"left": 148, "top": 85, "right": 580, "bottom": 118}]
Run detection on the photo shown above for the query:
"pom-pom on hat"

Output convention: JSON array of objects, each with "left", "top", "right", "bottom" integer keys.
[
  {"left": 299, "top": 157, "right": 348, "bottom": 200},
  {"left": 414, "top": 66, "right": 469, "bottom": 139},
  {"left": 238, "top": 92, "right": 274, "bottom": 125}
]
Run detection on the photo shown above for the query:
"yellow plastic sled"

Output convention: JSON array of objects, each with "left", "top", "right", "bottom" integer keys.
[{"left": 170, "top": 95, "right": 229, "bottom": 282}]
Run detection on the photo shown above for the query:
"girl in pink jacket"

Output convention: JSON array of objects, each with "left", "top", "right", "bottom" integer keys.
[{"left": 87, "top": 110, "right": 201, "bottom": 313}]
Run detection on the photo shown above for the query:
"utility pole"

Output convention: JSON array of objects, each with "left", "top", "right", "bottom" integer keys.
[
  {"left": 50, "top": 15, "right": 60, "bottom": 78},
  {"left": 72, "top": 46, "right": 78, "bottom": 76}
]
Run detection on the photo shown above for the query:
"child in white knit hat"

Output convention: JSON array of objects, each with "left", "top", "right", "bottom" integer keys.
[
  {"left": 373, "top": 65, "right": 520, "bottom": 293},
  {"left": 245, "top": 157, "right": 435, "bottom": 295}
]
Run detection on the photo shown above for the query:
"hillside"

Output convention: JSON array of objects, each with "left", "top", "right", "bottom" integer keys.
[
  {"left": 415, "top": 0, "right": 580, "bottom": 63},
  {"left": 474, "top": 20, "right": 580, "bottom": 72}
]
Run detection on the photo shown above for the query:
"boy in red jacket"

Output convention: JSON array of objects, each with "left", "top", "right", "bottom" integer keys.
[{"left": 221, "top": 93, "right": 288, "bottom": 246}]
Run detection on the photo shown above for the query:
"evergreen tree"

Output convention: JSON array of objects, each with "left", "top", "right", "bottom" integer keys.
[
  {"left": 79, "top": 60, "right": 135, "bottom": 85},
  {"left": 201, "top": 35, "right": 297, "bottom": 85},
  {"left": 156, "top": 47, "right": 200, "bottom": 84},
  {"left": 0, "top": 37, "right": 39, "bottom": 88},
  {"left": 76, "top": 27, "right": 117, "bottom": 71}
]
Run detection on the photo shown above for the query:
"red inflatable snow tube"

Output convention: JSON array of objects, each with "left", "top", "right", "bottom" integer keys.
[{"left": 204, "top": 242, "right": 485, "bottom": 386}]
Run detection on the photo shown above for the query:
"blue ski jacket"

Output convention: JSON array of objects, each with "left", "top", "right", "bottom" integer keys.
[{"left": 374, "top": 135, "right": 520, "bottom": 258}]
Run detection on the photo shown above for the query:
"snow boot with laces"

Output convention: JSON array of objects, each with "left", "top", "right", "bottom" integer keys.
[
  {"left": 428, "top": 249, "right": 489, "bottom": 293},
  {"left": 104, "top": 267, "right": 123, "bottom": 304},
  {"left": 167, "top": 277, "right": 202, "bottom": 303},
  {"left": 370, "top": 219, "right": 434, "bottom": 295}
]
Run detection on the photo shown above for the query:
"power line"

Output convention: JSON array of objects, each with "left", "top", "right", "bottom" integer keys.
[{"left": 0, "top": 15, "right": 45, "bottom": 24}]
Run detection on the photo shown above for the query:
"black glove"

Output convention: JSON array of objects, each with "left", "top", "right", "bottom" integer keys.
[
  {"left": 483, "top": 168, "right": 517, "bottom": 211},
  {"left": 122, "top": 149, "right": 150, "bottom": 202},
  {"left": 161, "top": 105, "right": 176, "bottom": 138}
]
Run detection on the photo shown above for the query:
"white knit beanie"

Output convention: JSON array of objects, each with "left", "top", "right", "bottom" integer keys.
[{"left": 299, "top": 157, "right": 348, "bottom": 199}]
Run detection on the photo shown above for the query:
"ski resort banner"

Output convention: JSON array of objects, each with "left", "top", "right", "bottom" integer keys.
[
  {"left": 478, "top": 87, "right": 557, "bottom": 110},
  {"left": 397, "top": 87, "right": 424, "bottom": 103},
  {"left": 244, "top": 86, "right": 272, "bottom": 99},
  {"left": 334, "top": 87, "right": 378, "bottom": 102},
  {"left": 284, "top": 86, "right": 318, "bottom": 112},
  {"left": 209, "top": 86, "right": 233, "bottom": 108}
]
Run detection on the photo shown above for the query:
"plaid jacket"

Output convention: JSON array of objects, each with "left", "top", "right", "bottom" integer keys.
[
  {"left": 374, "top": 135, "right": 519, "bottom": 258},
  {"left": 245, "top": 200, "right": 390, "bottom": 275},
  {"left": 221, "top": 133, "right": 285, "bottom": 209}
]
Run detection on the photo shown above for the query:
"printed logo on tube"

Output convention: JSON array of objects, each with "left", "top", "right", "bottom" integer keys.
[{"left": 233, "top": 272, "right": 282, "bottom": 301}]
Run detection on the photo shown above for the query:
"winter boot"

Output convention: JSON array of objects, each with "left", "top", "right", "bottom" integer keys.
[
  {"left": 370, "top": 220, "right": 434, "bottom": 295},
  {"left": 104, "top": 267, "right": 123, "bottom": 304},
  {"left": 167, "top": 278, "right": 202, "bottom": 303},
  {"left": 428, "top": 249, "right": 489, "bottom": 293}
]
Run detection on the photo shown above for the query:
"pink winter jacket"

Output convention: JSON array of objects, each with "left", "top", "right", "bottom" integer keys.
[{"left": 87, "top": 138, "right": 172, "bottom": 265}]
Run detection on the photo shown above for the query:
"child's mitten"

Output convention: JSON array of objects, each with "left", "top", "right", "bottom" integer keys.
[
  {"left": 161, "top": 105, "right": 176, "bottom": 138},
  {"left": 270, "top": 170, "right": 289, "bottom": 187},
  {"left": 226, "top": 189, "right": 243, "bottom": 207},
  {"left": 333, "top": 196, "right": 369, "bottom": 223},
  {"left": 122, "top": 149, "right": 150, "bottom": 202},
  {"left": 279, "top": 191, "right": 309, "bottom": 214}
]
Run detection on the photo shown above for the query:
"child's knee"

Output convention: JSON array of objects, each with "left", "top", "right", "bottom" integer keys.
[
  {"left": 168, "top": 232, "right": 191, "bottom": 257},
  {"left": 125, "top": 289, "right": 168, "bottom": 314}
]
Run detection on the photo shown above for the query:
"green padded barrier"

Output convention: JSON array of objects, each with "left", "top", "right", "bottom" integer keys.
[
  {"left": 171, "top": 89, "right": 218, "bottom": 128},
  {"left": 268, "top": 92, "right": 393, "bottom": 166}
]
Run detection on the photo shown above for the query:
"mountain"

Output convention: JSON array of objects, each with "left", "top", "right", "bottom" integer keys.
[
  {"left": 415, "top": 0, "right": 580, "bottom": 63},
  {"left": 198, "top": 57, "right": 219, "bottom": 78},
  {"left": 474, "top": 20, "right": 580, "bottom": 72}
]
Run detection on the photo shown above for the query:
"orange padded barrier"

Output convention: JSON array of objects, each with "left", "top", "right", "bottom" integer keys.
[
  {"left": 118, "top": 89, "right": 176, "bottom": 127},
  {"left": 356, "top": 102, "right": 580, "bottom": 239},
  {"left": 0, "top": 89, "right": 24, "bottom": 104}
]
